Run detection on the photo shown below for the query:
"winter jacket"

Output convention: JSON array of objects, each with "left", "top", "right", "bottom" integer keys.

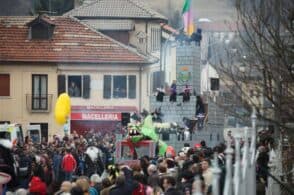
[
  {"left": 62, "top": 153, "right": 77, "bottom": 172},
  {"left": 29, "top": 176, "right": 47, "bottom": 195}
]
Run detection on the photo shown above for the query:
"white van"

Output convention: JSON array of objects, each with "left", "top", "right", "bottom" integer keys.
[
  {"left": 27, "top": 125, "right": 41, "bottom": 144},
  {"left": 0, "top": 123, "right": 24, "bottom": 146}
]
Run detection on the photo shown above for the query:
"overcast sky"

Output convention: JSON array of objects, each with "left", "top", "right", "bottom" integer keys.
[{"left": 143, "top": 0, "right": 236, "bottom": 23}]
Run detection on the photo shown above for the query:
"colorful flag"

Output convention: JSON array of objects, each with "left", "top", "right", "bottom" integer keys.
[{"left": 182, "top": 0, "right": 194, "bottom": 36}]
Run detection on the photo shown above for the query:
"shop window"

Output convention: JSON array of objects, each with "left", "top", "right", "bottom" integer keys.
[{"left": 0, "top": 74, "right": 10, "bottom": 96}]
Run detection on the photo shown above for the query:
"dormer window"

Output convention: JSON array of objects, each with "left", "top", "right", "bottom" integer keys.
[{"left": 27, "top": 15, "right": 55, "bottom": 40}]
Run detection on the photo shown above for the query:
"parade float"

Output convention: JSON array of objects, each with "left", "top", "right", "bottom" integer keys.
[{"left": 115, "top": 114, "right": 176, "bottom": 165}]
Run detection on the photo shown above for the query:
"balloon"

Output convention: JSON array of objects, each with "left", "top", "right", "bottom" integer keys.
[
  {"left": 54, "top": 93, "right": 71, "bottom": 125},
  {"left": 58, "top": 93, "right": 71, "bottom": 115}
]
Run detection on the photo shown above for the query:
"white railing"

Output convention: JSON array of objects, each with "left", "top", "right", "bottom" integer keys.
[{"left": 203, "top": 109, "right": 258, "bottom": 195}]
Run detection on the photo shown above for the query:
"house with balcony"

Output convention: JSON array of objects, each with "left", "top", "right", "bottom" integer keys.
[{"left": 0, "top": 15, "right": 152, "bottom": 139}]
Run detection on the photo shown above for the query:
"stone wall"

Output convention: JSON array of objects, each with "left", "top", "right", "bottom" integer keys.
[
  {"left": 150, "top": 95, "right": 196, "bottom": 126},
  {"left": 176, "top": 44, "right": 201, "bottom": 95}
]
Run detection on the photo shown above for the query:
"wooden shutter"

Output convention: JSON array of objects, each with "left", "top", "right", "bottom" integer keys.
[
  {"left": 128, "top": 75, "right": 136, "bottom": 99},
  {"left": 103, "top": 75, "right": 112, "bottom": 99},
  {"left": 0, "top": 74, "right": 10, "bottom": 96},
  {"left": 57, "top": 75, "right": 66, "bottom": 96},
  {"left": 83, "top": 75, "right": 90, "bottom": 99}
]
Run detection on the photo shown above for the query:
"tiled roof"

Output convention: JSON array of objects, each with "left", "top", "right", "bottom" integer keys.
[
  {"left": 65, "top": 0, "right": 167, "bottom": 21},
  {"left": 83, "top": 19, "right": 135, "bottom": 31},
  {"left": 0, "top": 16, "right": 150, "bottom": 64},
  {"left": 160, "top": 23, "right": 179, "bottom": 35}
]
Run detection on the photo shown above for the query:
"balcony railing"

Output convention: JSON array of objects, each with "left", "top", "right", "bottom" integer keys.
[{"left": 26, "top": 94, "right": 53, "bottom": 113}]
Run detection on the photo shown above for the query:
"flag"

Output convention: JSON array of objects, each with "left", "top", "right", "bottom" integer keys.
[{"left": 182, "top": 0, "right": 194, "bottom": 36}]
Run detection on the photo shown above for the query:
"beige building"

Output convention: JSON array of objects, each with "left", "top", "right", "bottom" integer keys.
[
  {"left": 65, "top": 0, "right": 172, "bottom": 106},
  {"left": 0, "top": 15, "right": 152, "bottom": 139}
]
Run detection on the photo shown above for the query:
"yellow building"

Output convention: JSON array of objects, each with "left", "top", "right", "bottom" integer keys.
[{"left": 0, "top": 15, "right": 153, "bottom": 140}]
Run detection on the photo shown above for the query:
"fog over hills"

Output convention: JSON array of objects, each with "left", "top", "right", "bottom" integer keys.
[
  {"left": 142, "top": 0, "right": 236, "bottom": 27},
  {"left": 0, "top": 0, "right": 236, "bottom": 28}
]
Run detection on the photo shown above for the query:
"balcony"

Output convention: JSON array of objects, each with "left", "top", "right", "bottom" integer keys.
[{"left": 26, "top": 94, "right": 53, "bottom": 113}]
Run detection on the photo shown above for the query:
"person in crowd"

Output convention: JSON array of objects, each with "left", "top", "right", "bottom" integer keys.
[
  {"left": 29, "top": 168, "right": 47, "bottom": 195},
  {"left": 90, "top": 174, "right": 102, "bottom": 194},
  {"left": 68, "top": 81, "right": 81, "bottom": 97},
  {"left": 53, "top": 148, "right": 63, "bottom": 182},
  {"left": 201, "top": 159, "right": 212, "bottom": 193},
  {"left": 54, "top": 181, "right": 72, "bottom": 195},
  {"left": 70, "top": 185, "right": 84, "bottom": 195},
  {"left": 100, "top": 178, "right": 114, "bottom": 195},
  {"left": 156, "top": 86, "right": 165, "bottom": 102},
  {"left": 196, "top": 96, "right": 205, "bottom": 130},
  {"left": 169, "top": 80, "right": 177, "bottom": 102},
  {"left": 162, "top": 176, "right": 182, "bottom": 195},
  {"left": 14, "top": 188, "right": 28, "bottom": 195},
  {"left": 180, "top": 170, "right": 194, "bottom": 195},
  {"left": 109, "top": 174, "right": 134, "bottom": 195},
  {"left": 182, "top": 85, "right": 191, "bottom": 102},
  {"left": 62, "top": 148, "right": 77, "bottom": 181},
  {"left": 0, "top": 138, "right": 17, "bottom": 191}
]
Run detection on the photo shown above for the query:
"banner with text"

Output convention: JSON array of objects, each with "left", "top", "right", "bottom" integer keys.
[{"left": 71, "top": 112, "right": 122, "bottom": 121}]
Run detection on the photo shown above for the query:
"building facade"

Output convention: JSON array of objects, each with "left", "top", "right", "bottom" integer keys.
[{"left": 0, "top": 15, "right": 151, "bottom": 139}]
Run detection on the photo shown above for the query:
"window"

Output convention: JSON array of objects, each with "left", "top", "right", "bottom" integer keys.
[
  {"left": 103, "top": 75, "right": 136, "bottom": 99},
  {"left": 32, "top": 74, "right": 48, "bottom": 110},
  {"left": 29, "top": 23, "right": 55, "bottom": 40},
  {"left": 0, "top": 74, "right": 10, "bottom": 96},
  {"left": 68, "top": 76, "right": 81, "bottom": 97},
  {"left": 113, "top": 76, "right": 127, "bottom": 98},
  {"left": 152, "top": 71, "right": 164, "bottom": 92},
  {"left": 210, "top": 78, "right": 220, "bottom": 91},
  {"left": 151, "top": 27, "right": 161, "bottom": 51},
  {"left": 30, "top": 123, "right": 48, "bottom": 142},
  {"left": 59, "top": 75, "right": 90, "bottom": 98}
]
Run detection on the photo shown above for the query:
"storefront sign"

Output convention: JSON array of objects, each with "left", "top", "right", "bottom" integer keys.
[{"left": 71, "top": 112, "right": 122, "bottom": 121}]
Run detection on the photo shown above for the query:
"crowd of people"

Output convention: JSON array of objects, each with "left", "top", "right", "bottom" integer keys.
[{"left": 0, "top": 124, "right": 274, "bottom": 195}]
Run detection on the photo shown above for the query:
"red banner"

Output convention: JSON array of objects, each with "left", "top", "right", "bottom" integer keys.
[{"left": 71, "top": 112, "right": 122, "bottom": 121}]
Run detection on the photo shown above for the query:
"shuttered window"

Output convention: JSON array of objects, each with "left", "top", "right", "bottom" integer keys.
[
  {"left": 83, "top": 75, "right": 90, "bottom": 99},
  {"left": 57, "top": 75, "right": 66, "bottom": 96},
  {"left": 103, "top": 75, "right": 112, "bottom": 99},
  {"left": 0, "top": 74, "right": 10, "bottom": 96},
  {"left": 128, "top": 75, "right": 136, "bottom": 99}
]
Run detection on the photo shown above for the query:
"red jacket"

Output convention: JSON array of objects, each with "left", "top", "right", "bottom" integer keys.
[
  {"left": 29, "top": 176, "right": 47, "bottom": 195},
  {"left": 62, "top": 153, "right": 77, "bottom": 172}
]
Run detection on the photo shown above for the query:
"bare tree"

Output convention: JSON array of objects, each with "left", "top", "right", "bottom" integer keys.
[{"left": 210, "top": 0, "right": 294, "bottom": 181}]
